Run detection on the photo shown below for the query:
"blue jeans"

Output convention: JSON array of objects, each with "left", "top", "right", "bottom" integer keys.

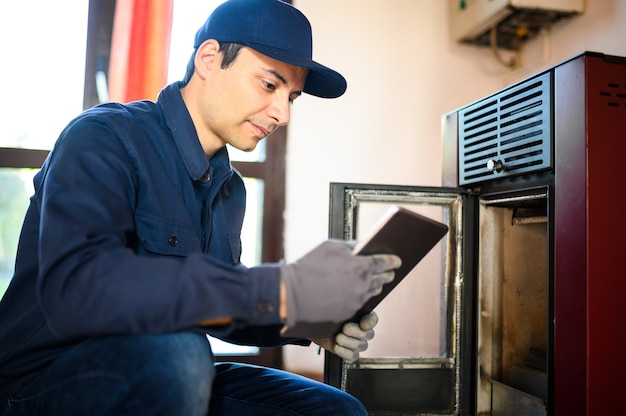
[{"left": 1, "top": 332, "right": 366, "bottom": 415}]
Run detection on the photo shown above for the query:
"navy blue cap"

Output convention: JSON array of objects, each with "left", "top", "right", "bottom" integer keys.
[{"left": 193, "top": 0, "right": 347, "bottom": 98}]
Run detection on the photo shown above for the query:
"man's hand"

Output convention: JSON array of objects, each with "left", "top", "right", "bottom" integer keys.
[
  {"left": 313, "top": 311, "right": 379, "bottom": 363},
  {"left": 280, "top": 240, "right": 401, "bottom": 334}
]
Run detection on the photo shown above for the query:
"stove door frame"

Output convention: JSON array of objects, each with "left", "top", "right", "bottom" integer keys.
[{"left": 324, "top": 182, "right": 476, "bottom": 415}]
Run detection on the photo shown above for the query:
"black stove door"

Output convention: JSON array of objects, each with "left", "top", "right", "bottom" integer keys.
[{"left": 324, "top": 182, "right": 475, "bottom": 416}]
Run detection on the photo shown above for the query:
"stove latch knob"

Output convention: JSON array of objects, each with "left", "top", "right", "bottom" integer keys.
[{"left": 486, "top": 159, "right": 503, "bottom": 173}]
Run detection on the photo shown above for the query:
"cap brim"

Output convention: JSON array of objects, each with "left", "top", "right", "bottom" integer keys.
[
  {"left": 246, "top": 42, "right": 347, "bottom": 98},
  {"left": 302, "top": 64, "right": 347, "bottom": 99}
]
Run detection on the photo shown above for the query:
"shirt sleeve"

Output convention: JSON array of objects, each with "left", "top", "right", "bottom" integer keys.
[{"left": 35, "top": 112, "right": 284, "bottom": 341}]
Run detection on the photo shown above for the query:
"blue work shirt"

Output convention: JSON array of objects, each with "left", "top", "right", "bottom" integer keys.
[{"left": 0, "top": 83, "right": 300, "bottom": 396}]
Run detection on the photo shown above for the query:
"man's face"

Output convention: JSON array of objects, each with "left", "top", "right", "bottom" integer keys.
[{"left": 195, "top": 44, "right": 308, "bottom": 154}]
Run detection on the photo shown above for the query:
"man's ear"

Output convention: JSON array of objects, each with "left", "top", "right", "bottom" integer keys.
[{"left": 194, "top": 39, "right": 221, "bottom": 79}]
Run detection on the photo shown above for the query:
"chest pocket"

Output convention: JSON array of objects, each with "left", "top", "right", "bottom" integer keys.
[{"left": 135, "top": 210, "right": 201, "bottom": 257}]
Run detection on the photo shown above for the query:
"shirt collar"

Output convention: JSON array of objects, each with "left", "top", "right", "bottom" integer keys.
[{"left": 158, "top": 82, "right": 232, "bottom": 182}]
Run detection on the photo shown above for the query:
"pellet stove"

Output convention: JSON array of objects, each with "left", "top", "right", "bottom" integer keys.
[{"left": 325, "top": 51, "right": 626, "bottom": 415}]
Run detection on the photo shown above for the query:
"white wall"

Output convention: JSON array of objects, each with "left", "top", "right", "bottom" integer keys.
[{"left": 282, "top": 0, "right": 626, "bottom": 375}]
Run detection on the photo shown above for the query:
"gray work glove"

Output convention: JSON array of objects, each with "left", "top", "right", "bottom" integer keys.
[
  {"left": 313, "top": 311, "right": 379, "bottom": 363},
  {"left": 281, "top": 239, "right": 400, "bottom": 333}
]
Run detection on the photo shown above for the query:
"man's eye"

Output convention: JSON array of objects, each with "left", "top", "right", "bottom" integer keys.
[{"left": 262, "top": 80, "right": 276, "bottom": 91}]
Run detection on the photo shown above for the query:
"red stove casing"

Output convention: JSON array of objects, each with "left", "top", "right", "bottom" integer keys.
[{"left": 325, "top": 52, "right": 626, "bottom": 415}]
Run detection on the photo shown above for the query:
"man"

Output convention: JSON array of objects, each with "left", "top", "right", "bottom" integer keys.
[{"left": 0, "top": 0, "right": 401, "bottom": 414}]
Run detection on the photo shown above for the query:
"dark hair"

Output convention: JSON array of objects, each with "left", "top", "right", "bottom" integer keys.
[{"left": 180, "top": 42, "right": 245, "bottom": 86}]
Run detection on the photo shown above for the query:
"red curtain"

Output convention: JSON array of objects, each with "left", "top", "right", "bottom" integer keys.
[{"left": 109, "top": 0, "right": 174, "bottom": 103}]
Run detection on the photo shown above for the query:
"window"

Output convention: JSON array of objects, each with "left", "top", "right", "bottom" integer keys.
[{"left": 0, "top": 1, "right": 89, "bottom": 295}]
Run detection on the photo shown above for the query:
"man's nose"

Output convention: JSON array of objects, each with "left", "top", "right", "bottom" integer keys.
[{"left": 268, "top": 96, "right": 291, "bottom": 126}]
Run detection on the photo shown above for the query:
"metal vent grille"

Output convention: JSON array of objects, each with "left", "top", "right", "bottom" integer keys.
[{"left": 458, "top": 72, "right": 552, "bottom": 186}]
